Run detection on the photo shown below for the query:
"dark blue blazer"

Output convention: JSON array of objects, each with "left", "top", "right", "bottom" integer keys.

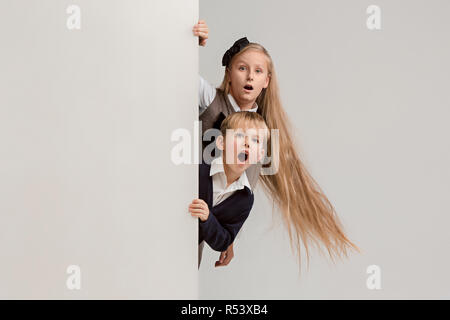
[{"left": 198, "top": 162, "right": 254, "bottom": 252}]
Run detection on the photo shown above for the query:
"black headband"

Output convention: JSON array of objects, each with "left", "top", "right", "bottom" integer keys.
[{"left": 222, "top": 37, "right": 250, "bottom": 67}]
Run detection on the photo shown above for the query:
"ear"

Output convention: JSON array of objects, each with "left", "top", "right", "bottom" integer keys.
[{"left": 215, "top": 135, "right": 225, "bottom": 151}]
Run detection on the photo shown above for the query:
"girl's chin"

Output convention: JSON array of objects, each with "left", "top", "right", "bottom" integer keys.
[
  {"left": 229, "top": 162, "right": 248, "bottom": 170},
  {"left": 235, "top": 157, "right": 248, "bottom": 165},
  {"left": 240, "top": 92, "right": 255, "bottom": 100}
]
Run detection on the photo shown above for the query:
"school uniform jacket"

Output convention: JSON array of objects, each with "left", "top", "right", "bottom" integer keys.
[{"left": 198, "top": 162, "right": 254, "bottom": 252}]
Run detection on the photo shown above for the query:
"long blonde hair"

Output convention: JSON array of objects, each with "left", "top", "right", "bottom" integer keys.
[{"left": 219, "top": 43, "right": 361, "bottom": 274}]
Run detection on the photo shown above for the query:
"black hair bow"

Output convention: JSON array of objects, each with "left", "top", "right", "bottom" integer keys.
[{"left": 222, "top": 37, "right": 250, "bottom": 67}]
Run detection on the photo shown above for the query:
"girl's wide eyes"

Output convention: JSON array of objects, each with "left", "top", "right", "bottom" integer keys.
[
  {"left": 238, "top": 66, "right": 263, "bottom": 73},
  {"left": 235, "top": 132, "right": 259, "bottom": 143}
]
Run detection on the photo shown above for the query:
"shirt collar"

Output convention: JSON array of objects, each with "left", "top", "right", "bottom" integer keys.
[
  {"left": 227, "top": 93, "right": 258, "bottom": 113},
  {"left": 209, "top": 156, "right": 252, "bottom": 191}
]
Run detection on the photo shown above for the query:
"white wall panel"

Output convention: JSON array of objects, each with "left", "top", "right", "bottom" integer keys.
[{"left": 0, "top": 0, "right": 198, "bottom": 299}]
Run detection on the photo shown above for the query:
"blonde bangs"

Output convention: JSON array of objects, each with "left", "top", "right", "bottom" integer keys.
[{"left": 220, "top": 112, "right": 270, "bottom": 141}]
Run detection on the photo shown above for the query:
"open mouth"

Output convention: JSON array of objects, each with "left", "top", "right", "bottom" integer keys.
[
  {"left": 244, "top": 84, "right": 253, "bottom": 91},
  {"left": 237, "top": 150, "right": 249, "bottom": 162}
]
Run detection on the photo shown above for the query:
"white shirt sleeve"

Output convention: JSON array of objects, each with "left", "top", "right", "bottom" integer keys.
[{"left": 199, "top": 75, "right": 217, "bottom": 115}]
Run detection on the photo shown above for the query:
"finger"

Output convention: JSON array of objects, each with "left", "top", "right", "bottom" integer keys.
[
  {"left": 193, "top": 27, "right": 208, "bottom": 34},
  {"left": 190, "top": 209, "right": 205, "bottom": 214},
  {"left": 197, "top": 200, "right": 208, "bottom": 209},
  {"left": 191, "top": 202, "right": 203, "bottom": 206},
  {"left": 191, "top": 212, "right": 207, "bottom": 219},
  {"left": 196, "top": 33, "right": 209, "bottom": 39},
  {"left": 215, "top": 259, "right": 227, "bottom": 267},
  {"left": 193, "top": 200, "right": 204, "bottom": 208},
  {"left": 197, "top": 32, "right": 209, "bottom": 39},
  {"left": 191, "top": 213, "right": 207, "bottom": 221},
  {"left": 223, "top": 253, "right": 233, "bottom": 265},
  {"left": 219, "top": 252, "right": 226, "bottom": 263},
  {"left": 190, "top": 212, "right": 202, "bottom": 218},
  {"left": 189, "top": 205, "right": 204, "bottom": 210}
]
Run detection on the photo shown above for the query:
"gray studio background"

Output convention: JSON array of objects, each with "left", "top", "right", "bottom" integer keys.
[
  {"left": 199, "top": 0, "right": 450, "bottom": 299},
  {"left": 1, "top": 0, "right": 448, "bottom": 300}
]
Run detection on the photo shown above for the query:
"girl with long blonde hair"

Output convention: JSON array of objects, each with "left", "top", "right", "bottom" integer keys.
[{"left": 193, "top": 20, "right": 361, "bottom": 273}]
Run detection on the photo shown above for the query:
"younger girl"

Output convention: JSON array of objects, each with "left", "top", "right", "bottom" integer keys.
[
  {"left": 193, "top": 20, "right": 361, "bottom": 272},
  {"left": 190, "top": 111, "right": 269, "bottom": 268}
]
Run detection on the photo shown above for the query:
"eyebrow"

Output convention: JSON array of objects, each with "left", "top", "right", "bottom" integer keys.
[
  {"left": 235, "top": 61, "right": 265, "bottom": 69},
  {"left": 246, "top": 131, "right": 266, "bottom": 139}
]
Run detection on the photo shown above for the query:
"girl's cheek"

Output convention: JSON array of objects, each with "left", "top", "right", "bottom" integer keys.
[
  {"left": 227, "top": 140, "right": 234, "bottom": 151},
  {"left": 248, "top": 146, "right": 257, "bottom": 163}
]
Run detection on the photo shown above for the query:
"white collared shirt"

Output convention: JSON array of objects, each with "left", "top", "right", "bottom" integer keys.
[
  {"left": 199, "top": 75, "right": 258, "bottom": 115},
  {"left": 210, "top": 156, "right": 252, "bottom": 207}
]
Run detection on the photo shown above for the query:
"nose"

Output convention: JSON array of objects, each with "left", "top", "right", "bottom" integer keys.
[
  {"left": 247, "top": 71, "right": 254, "bottom": 81},
  {"left": 244, "top": 135, "right": 250, "bottom": 147}
]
